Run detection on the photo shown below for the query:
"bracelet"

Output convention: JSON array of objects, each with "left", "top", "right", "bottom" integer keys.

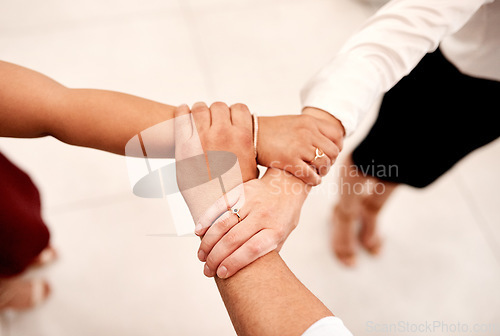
[{"left": 252, "top": 113, "right": 258, "bottom": 159}]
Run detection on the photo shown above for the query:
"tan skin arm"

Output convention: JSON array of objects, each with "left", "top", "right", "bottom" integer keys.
[
  {"left": 215, "top": 251, "right": 333, "bottom": 336},
  {"left": 0, "top": 61, "right": 176, "bottom": 155}
]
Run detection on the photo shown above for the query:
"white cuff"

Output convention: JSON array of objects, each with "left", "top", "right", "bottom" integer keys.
[
  {"left": 301, "top": 316, "right": 354, "bottom": 336},
  {"left": 301, "top": 53, "right": 382, "bottom": 136}
]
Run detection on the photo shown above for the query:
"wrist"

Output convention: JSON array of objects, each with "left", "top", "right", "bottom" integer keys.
[
  {"left": 241, "top": 164, "right": 259, "bottom": 182},
  {"left": 255, "top": 116, "right": 268, "bottom": 165},
  {"left": 302, "top": 107, "right": 345, "bottom": 136},
  {"left": 263, "top": 168, "right": 310, "bottom": 204}
]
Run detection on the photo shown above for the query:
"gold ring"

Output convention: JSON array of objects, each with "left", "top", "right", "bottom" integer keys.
[
  {"left": 312, "top": 147, "right": 326, "bottom": 162},
  {"left": 231, "top": 208, "right": 242, "bottom": 222}
]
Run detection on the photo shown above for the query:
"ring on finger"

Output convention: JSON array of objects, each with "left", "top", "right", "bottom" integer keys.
[
  {"left": 312, "top": 147, "right": 326, "bottom": 163},
  {"left": 231, "top": 207, "right": 242, "bottom": 222}
]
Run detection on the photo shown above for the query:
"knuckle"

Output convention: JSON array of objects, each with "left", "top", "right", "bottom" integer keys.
[
  {"left": 274, "top": 227, "right": 286, "bottom": 240},
  {"left": 223, "top": 231, "right": 239, "bottom": 247},
  {"left": 331, "top": 145, "right": 340, "bottom": 158},
  {"left": 222, "top": 258, "right": 237, "bottom": 271},
  {"left": 300, "top": 114, "right": 317, "bottom": 129},
  {"left": 218, "top": 216, "right": 233, "bottom": 231},
  {"left": 248, "top": 240, "right": 263, "bottom": 256},
  {"left": 258, "top": 208, "right": 273, "bottom": 220},
  {"left": 231, "top": 103, "right": 249, "bottom": 112},
  {"left": 206, "top": 254, "right": 219, "bottom": 268},
  {"left": 308, "top": 178, "right": 320, "bottom": 186},
  {"left": 235, "top": 130, "right": 253, "bottom": 146},
  {"left": 297, "top": 127, "right": 311, "bottom": 140}
]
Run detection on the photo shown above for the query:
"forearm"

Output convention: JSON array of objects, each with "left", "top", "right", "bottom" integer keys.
[
  {"left": 52, "top": 89, "right": 175, "bottom": 156},
  {"left": 301, "top": 0, "right": 487, "bottom": 135},
  {"left": 215, "top": 251, "right": 333, "bottom": 336},
  {"left": 0, "top": 61, "right": 176, "bottom": 156},
  {"left": 262, "top": 167, "right": 310, "bottom": 206}
]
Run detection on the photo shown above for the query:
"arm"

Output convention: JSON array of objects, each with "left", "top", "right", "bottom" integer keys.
[
  {"left": 301, "top": 0, "right": 490, "bottom": 135},
  {"left": 214, "top": 251, "right": 337, "bottom": 336},
  {"left": 0, "top": 61, "right": 176, "bottom": 155},
  {"left": 174, "top": 105, "right": 353, "bottom": 335}
]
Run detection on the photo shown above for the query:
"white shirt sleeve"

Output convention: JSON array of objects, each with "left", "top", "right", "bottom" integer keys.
[
  {"left": 301, "top": 316, "right": 353, "bottom": 336},
  {"left": 301, "top": 0, "right": 492, "bottom": 135}
]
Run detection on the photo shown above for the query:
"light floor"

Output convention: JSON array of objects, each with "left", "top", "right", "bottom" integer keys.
[{"left": 0, "top": 0, "right": 499, "bottom": 335}]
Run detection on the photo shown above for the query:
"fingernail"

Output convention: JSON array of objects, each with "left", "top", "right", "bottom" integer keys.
[
  {"left": 204, "top": 264, "right": 211, "bottom": 275},
  {"left": 195, "top": 223, "right": 202, "bottom": 235},
  {"left": 217, "top": 266, "right": 228, "bottom": 279},
  {"left": 198, "top": 250, "right": 206, "bottom": 261}
]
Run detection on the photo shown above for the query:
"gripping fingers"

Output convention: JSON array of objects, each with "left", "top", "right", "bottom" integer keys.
[
  {"left": 191, "top": 102, "right": 211, "bottom": 130},
  {"left": 210, "top": 102, "right": 231, "bottom": 126},
  {"left": 216, "top": 229, "right": 278, "bottom": 279},
  {"left": 195, "top": 183, "right": 245, "bottom": 236},
  {"left": 229, "top": 103, "right": 252, "bottom": 128},
  {"left": 203, "top": 215, "right": 256, "bottom": 277},
  {"left": 309, "top": 152, "right": 331, "bottom": 177},
  {"left": 198, "top": 209, "right": 241, "bottom": 262},
  {"left": 313, "top": 136, "right": 340, "bottom": 175},
  {"left": 287, "top": 159, "right": 321, "bottom": 186}
]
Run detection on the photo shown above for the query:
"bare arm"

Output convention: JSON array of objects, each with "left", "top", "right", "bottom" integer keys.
[
  {"left": 0, "top": 61, "right": 176, "bottom": 155},
  {"left": 215, "top": 251, "right": 333, "bottom": 336}
]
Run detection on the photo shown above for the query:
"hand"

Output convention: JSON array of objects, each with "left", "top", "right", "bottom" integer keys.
[
  {"left": 195, "top": 168, "right": 309, "bottom": 279},
  {"left": 174, "top": 102, "right": 258, "bottom": 224},
  {"left": 190, "top": 102, "right": 258, "bottom": 182},
  {"left": 257, "top": 108, "right": 344, "bottom": 185}
]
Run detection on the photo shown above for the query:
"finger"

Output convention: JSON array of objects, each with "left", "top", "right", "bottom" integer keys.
[
  {"left": 302, "top": 144, "right": 332, "bottom": 178},
  {"left": 285, "top": 157, "right": 321, "bottom": 186},
  {"left": 191, "top": 102, "right": 211, "bottom": 131},
  {"left": 203, "top": 214, "right": 257, "bottom": 277},
  {"left": 198, "top": 211, "right": 237, "bottom": 262},
  {"left": 229, "top": 103, "right": 252, "bottom": 128},
  {"left": 210, "top": 102, "right": 231, "bottom": 127},
  {"left": 195, "top": 183, "right": 245, "bottom": 236},
  {"left": 318, "top": 122, "right": 344, "bottom": 151},
  {"left": 198, "top": 204, "right": 249, "bottom": 262},
  {"left": 309, "top": 142, "right": 334, "bottom": 177},
  {"left": 310, "top": 154, "right": 331, "bottom": 177},
  {"left": 283, "top": 159, "right": 321, "bottom": 185},
  {"left": 216, "top": 229, "right": 277, "bottom": 279},
  {"left": 174, "top": 104, "right": 193, "bottom": 144},
  {"left": 314, "top": 135, "right": 340, "bottom": 164}
]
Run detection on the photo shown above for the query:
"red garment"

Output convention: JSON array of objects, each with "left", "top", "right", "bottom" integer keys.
[{"left": 0, "top": 151, "right": 50, "bottom": 277}]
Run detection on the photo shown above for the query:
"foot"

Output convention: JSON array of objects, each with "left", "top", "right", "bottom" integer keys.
[
  {"left": 358, "top": 202, "right": 383, "bottom": 255},
  {"left": 0, "top": 278, "right": 51, "bottom": 311},
  {"left": 331, "top": 189, "right": 387, "bottom": 266},
  {"left": 31, "top": 245, "right": 58, "bottom": 268},
  {"left": 331, "top": 204, "right": 358, "bottom": 267}
]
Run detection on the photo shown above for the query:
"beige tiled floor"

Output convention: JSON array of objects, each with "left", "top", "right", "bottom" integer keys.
[{"left": 1, "top": 0, "right": 499, "bottom": 335}]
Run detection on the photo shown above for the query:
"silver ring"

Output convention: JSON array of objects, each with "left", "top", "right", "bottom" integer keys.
[{"left": 312, "top": 147, "right": 326, "bottom": 162}]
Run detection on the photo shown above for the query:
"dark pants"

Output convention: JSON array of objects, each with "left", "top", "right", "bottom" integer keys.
[{"left": 352, "top": 48, "right": 500, "bottom": 188}]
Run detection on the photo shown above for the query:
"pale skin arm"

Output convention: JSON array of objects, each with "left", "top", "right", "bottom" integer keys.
[{"left": 0, "top": 61, "right": 176, "bottom": 155}]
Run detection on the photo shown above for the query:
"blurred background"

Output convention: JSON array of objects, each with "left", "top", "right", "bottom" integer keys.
[{"left": 0, "top": 0, "right": 499, "bottom": 335}]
